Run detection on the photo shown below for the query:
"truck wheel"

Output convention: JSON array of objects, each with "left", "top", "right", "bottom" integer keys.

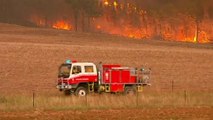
[
  {"left": 75, "top": 87, "right": 87, "bottom": 97},
  {"left": 124, "top": 87, "right": 136, "bottom": 95}
]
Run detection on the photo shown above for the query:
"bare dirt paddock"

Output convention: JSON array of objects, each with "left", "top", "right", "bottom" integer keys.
[{"left": 0, "top": 23, "right": 213, "bottom": 119}]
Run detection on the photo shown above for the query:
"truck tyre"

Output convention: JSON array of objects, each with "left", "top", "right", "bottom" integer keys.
[
  {"left": 124, "top": 87, "right": 136, "bottom": 95},
  {"left": 75, "top": 87, "right": 87, "bottom": 97}
]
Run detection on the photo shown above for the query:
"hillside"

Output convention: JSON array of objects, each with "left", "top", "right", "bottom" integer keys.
[{"left": 0, "top": 23, "right": 212, "bottom": 94}]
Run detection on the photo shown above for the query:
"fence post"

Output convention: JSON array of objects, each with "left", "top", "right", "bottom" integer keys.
[
  {"left": 172, "top": 79, "right": 174, "bottom": 93},
  {"left": 33, "top": 90, "right": 35, "bottom": 108},
  {"left": 184, "top": 90, "right": 187, "bottom": 104},
  {"left": 136, "top": 91, "right": 139, "bottom": 107}
]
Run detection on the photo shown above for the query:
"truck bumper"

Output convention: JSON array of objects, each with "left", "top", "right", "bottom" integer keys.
[
  {"left": 56, "top": 84, "right": 78, "bottom": 90},
  {"left": 56, "top": 84, "right": 72, "bottom": 90}
]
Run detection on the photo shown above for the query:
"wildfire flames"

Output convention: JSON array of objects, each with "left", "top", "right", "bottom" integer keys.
[
  {"left": 30, "top": 17, "right": 210, "bottom": 44},
  {"left": 93, "top": 17, "right": 210, "bottom": 43},
  {"left": 29, "top": 15, "right": 72, "bottom": 30},
  {"left": 52, "top": 21, "right": 72, "bottom": 30},
  {"left": 28, "top": 1, "right": 212, "bottom": 44}
]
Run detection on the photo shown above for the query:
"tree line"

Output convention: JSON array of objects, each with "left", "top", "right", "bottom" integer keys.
[
  {"left": 0, "top": 0, "right": 213, "bottom": 41},
  {"left": 0, "top": 0, "right": 102, "bottom": 31}
]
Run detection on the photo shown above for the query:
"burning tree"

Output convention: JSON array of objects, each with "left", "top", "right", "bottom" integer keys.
[{"left": 176, "top": 0, "right": 205, "bottom": 43}]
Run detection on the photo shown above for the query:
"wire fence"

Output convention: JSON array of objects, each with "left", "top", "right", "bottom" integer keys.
[{"left": 0, "top": 80, "right": 212, "bottom": 111}]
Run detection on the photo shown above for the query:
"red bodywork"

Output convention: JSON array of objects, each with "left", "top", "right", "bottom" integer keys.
[
  {"left": 102, "top": 65, "right": 137, "bottom": 92},
  {"left": 58, "top": 75, "right": 97, "bottom": 85},
  {"left": 68, "top": 75, "right": 98, "bottom": 84}
]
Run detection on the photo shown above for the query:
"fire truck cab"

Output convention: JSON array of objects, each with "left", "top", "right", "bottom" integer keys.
[
  {"left": 57, "top": 60, "right": 98, "bottom": 96},
  {"left": 57, "top": 60, "right": 151, "bottom": 96}
]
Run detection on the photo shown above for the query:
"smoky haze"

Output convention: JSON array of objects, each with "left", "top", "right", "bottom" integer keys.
[{"left": 0, "top": 0, "right": 213, "bottom": 43}]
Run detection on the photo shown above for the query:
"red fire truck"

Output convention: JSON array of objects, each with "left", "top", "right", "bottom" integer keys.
[{"left": 56, "top": 60, "right": 151, "bottom": 96}]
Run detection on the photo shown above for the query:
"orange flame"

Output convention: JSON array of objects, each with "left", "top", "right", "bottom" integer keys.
[
  {"left": 113, "top": 1, "right": 118, "bottom": 7},
  {"left": 193, "top": 30, "right": 197, "bottom": 43},
  {"left": 104, "top": 2, "right": 109, "bottom": 6},
  {"left": 52, "top": 21, "right": 72, "bottom": 30},
  {"left": 198, "top": 31, "right": 209, "bottom": 43},
  {"left": 96, "top": 25, "right": 101, "bottom": 29}
]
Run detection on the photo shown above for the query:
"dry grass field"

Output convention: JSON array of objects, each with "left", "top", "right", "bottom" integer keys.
[{"left": 0, "top": 23, "right": 213, "bottom": 119}]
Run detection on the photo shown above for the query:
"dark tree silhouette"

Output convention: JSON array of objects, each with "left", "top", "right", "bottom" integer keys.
[{"left": 66, "top": 0, "right": 101, "bottom": 31}]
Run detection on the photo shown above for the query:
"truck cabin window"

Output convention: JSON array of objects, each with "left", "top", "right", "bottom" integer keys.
[
  {"left": 58, "top": 64, "right": 71, "bottom": 78},
  {"left": 72, "top": 66, "right": 82, "bottom": 74},
  {"left": 85, "top": 66, "right": 94, "bottom": 73}
]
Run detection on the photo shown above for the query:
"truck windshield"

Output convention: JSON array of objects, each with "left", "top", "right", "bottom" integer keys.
[{"left": 58, "top": 64, "right": 71, "bottom": 78}]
